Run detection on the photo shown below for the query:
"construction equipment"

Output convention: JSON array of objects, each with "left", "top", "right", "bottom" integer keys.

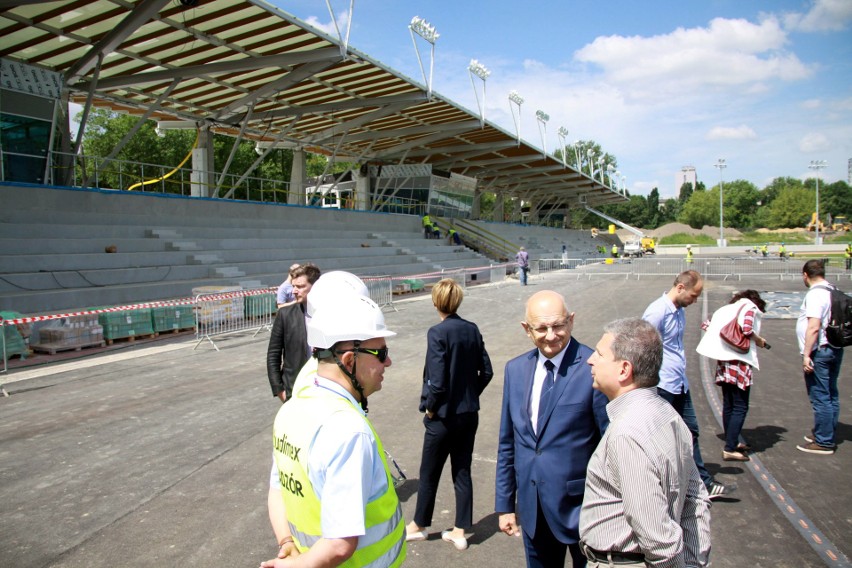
[
  {"left": 585, "top": 205, "right": 655, "bottom": 256},
  {"left": 830, "top": 215, "right": 851, "bottom": 232},
  {"left": 806, "top": 212, "right": 826, "bottom": 232}
]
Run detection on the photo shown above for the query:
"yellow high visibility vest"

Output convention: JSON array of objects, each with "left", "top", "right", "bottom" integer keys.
[{"left": 273, "top": 381, "right": 405, "bottom": 567}]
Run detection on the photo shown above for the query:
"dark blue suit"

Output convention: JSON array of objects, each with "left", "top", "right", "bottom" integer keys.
[
  {"left": 414, "top": 314, "right": 493, "bottom": 529},
  {"left": 496, "top": 339, "right": 609, "bottom": 567}
]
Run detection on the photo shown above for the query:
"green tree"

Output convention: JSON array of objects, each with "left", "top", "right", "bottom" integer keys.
[
  {"left": 678, "top": 187, "right": 718, "bottom": 228},
  {"left": 765, "top": 186, "right": 812, "bottom": 229},
  {"left": 718, "top": 180, "right": 761, "bottom": 229},
  {"left": 646, "top": 187, "right": 661, "bottom": 228},
  {"left": 678, "top": 182, "right": 693, "bottom": 204}
]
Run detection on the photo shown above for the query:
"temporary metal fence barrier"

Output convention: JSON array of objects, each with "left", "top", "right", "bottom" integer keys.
[
  {"left": 441, "top": 268, "right": 466, "bottom": 290},
  {"left": 364, "top": 276, "right": 395, "bottom": 311},
  {"left": 490, "top": 264, "right": 508, "bottom": 286},
  {"left": 194, "top": 288, "right": 277, "bottom": 351},
  {"left": 533, "top": 256, "right": 852, "bottom": 281}
]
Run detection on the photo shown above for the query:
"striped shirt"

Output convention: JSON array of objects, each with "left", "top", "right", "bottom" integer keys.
[{"left": 580, "top": 388, "right": 712, "bottom": 568}]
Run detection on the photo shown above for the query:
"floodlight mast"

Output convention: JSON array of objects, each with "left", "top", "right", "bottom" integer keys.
[
  {"left": 556, "top": 127, "right": 569, "bottom": 168},
  {"left": 326, "top": 0, "right": 355, "bottom": 58},
  {"left": 809, "top": 159, "right": 828, "bottom": 245},
  {"left": 468, "top": 59, "right": 490, "bottom": 128},
  {"left": 535, "top": 110, "right": 549, "bottom": 158},
  {"left": 586, "top": 149, "right": 596, "bottom": 178},
  {"left": 714, "top": 158, "right": 726, "bottom": 246},
  {"left": 409, "top": 16, "right": 439, "bottom": 98},
  {"left": 508, "top": 90, "right": 524, "bottom": 146}
]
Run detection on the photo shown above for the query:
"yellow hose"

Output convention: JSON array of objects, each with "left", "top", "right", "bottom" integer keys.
[{"left": 127, "top": 132, "right": 199, "bottom": 191}]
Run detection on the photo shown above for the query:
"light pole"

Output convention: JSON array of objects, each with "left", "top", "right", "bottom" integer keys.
[
  {"left": 468, "top": 59, "right": 490, "bottom": 128},
  {"left": 508, "top": 90, "right": 524, "bottom": 146},
  {"left": 809, "top": 160, "right": 828, "bottom": 245},
  {"left": 535, "top": 110, "right": 549, "bottom": 158},
  {"left": 714, "top": 159, "right": 726, "bottom": 247}
]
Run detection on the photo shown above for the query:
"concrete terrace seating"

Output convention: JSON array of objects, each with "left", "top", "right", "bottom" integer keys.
[
  {"left": 466, "top": 220, "right": 615, "bottom": 259},
  {"left": 0, "top": 184, "right": 490, "bottom": 315}
]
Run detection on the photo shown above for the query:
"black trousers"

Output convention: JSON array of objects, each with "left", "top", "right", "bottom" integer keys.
[{"left": 413, "top": 412, "right": 478, "bottom": 529}]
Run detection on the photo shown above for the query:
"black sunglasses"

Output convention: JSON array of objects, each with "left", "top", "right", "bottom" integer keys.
[{"left": 336, "top": 346, "right": 390, "bottom": 363}]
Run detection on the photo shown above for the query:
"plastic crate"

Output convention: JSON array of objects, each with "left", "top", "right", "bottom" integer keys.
[
  {"left": 96, "top": 308, "right": 154, "bottom": 340},
  {"left": 151, "top": 305, "right": 196, "bottom": 332},
  {"left": 1, "top": 311, "right": 27, "bottom": 361}
]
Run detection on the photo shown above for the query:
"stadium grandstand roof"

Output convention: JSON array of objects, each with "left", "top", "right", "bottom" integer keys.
[{"left": 0, "top": 0, "right": 625, "bottom": 207}]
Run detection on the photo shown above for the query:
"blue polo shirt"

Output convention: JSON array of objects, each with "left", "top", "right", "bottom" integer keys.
[{"left": 642, "top": 293, "right": 688, "bottom": 394}]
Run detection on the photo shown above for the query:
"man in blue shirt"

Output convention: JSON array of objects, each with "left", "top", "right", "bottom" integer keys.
[{"left": 642, "top": 270, "right": 735, "bottom": 500}]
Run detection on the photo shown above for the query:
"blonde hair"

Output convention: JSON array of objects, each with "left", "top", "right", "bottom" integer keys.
[{"left": 432, "top": 278, "right": 463, "bottom": 314}]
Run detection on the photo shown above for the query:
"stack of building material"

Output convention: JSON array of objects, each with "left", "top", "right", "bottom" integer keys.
[{"left": 31, "top": 314, "right": 105, "bottom": 354}]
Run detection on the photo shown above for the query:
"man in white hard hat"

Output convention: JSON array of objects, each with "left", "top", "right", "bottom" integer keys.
[
  {"left": 267, "top": 272, "right": 373, "bottom": 559},
  {"left": 262, "top": 294, "right": 406, "bottom": 568}
]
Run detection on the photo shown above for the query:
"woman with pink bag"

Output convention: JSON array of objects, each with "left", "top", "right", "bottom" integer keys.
[{"left": 696, "top": 290, "right": 770, "bottom": 461}]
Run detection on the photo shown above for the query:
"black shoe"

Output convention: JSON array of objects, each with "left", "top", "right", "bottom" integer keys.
[{"left": 707, "top": 481, "right": 737, "bottom": 500}]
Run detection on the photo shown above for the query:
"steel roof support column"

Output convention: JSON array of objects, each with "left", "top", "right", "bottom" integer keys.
[
  {"left": 493, "top": 191, "right": 504, "bottom": 222},
  {"left": 289, "top": 149, "right": 306, "bottom": 206},
  {"left": 191, "top": 125, "right": 214, "bottom": 198}
]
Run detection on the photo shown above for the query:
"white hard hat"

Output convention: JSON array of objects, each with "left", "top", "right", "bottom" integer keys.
[
  {"left": 308, "top": 295, "right": 396, "bottom": 349},
  {"left": 686, "top": 244, "right": 692, "bottom": 249},
  {"left": 306, "top": 271, "right": 370, "bottom": 317}
]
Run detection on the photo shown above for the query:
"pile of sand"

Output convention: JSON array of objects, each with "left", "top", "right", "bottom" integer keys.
[{"left": 615, "top": 222, "right": 742, "bottom": 241}]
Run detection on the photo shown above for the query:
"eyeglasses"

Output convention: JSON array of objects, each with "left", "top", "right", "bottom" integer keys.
[
  {"left": 336, "top": 346, "right": 390, "bottom": 363},
  {"left": 385, "top": 450, "right": 407, "bottom": 488},
  {"left": 526, "top": 321, "right": 569, "bottom": 336}
]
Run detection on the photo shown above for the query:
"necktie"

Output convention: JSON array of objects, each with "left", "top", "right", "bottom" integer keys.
[{"left": 537, "top": 360, "right": 555, "bottom": 432}]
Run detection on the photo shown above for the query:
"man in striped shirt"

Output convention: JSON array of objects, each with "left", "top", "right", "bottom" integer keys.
[{"left": 580, "top": 318, "right": 711, "bottom": 568}]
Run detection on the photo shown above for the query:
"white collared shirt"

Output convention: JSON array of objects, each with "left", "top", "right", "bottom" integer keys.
[{"left": 530, "top": 340, "right": 570, "bottom": 434}]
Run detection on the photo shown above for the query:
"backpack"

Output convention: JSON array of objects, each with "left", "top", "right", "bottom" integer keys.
[{"left": 825, "top": 284, "right": 852, "bottom": 348}]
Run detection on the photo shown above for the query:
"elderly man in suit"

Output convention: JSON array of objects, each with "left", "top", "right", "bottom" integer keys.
[{"left": 496, "top": 290, "right": 609, "bottom": 568}]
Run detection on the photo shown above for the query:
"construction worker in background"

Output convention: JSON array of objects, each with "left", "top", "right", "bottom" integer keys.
[
  {"left": 264, "top": 294, "right": 405, "bottom": 568},
  {"left": 845, "top": 243, "right": 852, "bottom": 270},
  {"left": 760, "top": 244, "right": 768, "bottom": 257},
  {"left": 611, "top": 243, "right": 619, "bottom": 258},
  {"left": 779, "top": 242, "right": 787, "bottom": 259},
  {"left": 422, "top": 213, "right": 433, "bottom": 239},
  {"left": 685, "top": 245, "right": 694, "bottom": 264},
  {"left": 448, "top": 227, "right": 461, "bottom": 245}
]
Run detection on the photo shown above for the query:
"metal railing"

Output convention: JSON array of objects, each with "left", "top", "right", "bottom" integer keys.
[
  {"left": 535, "top": 256, "right": 852, "bottom": 281},
  {"left": 194, "top": 288, "right": 277, "bottom": 351}
]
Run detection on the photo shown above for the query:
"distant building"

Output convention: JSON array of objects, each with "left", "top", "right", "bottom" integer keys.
[
  {"left": 676, "top": 166, "right": 697, "bottom": 193},
  {"left": 847, "top": 158, "right": 851, "bottom": 185}
]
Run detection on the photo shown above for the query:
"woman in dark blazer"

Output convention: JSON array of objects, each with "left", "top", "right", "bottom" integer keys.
[{"left": 405, "top": 278, "right": 493, "bottom": 550}]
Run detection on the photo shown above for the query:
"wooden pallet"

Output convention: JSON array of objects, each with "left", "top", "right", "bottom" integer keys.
[
  {"left": 153, "top": 326, "right": 196, "bottom": 335},
  {"left": 31, "top": 340, "right": 106, "bottom": 355},
  {"left": 104, "top": 333, "right": 158, "bottom": 346}
]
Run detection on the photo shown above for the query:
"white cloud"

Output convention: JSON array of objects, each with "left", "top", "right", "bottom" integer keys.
[
  {"left": 303, "top": 10, "right": 350, "bottom": 38},
  {"left": 706, "top": 125, "right": 758, "bottom": 140},
  {"left": 573, "top": 17, "right": 813, "bottom": 102},
  {"left": 798, "top": 132, "right": 831, "bottom": 152},
  {"left": 783, "top": 0, "right": 852, "bottom": 32},
  {"left": 801, "top": 98, "right": 822, "bottom": 109}
]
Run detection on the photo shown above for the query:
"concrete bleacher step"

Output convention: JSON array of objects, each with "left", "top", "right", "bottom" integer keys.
[
  {"left": 211, "top": 266, "right": 246, "bottom": 278},
  {"left": 166, "top": 241, "right": 201, "bottom": 251},
  {"left": 187, "top": 254, "right": 223, "bottom": 265},
  {"left": 146, "top": 228, "right": 183, "bottom": 239}
]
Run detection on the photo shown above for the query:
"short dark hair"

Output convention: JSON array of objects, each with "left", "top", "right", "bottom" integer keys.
[
  {"left": 730, "top": 289, "right": 766, "bottom": 312},
  {"left": 292, "top": 263, "right": 321, "bottom": 284},
  {"left": 802, "top": 259, "right": 825, "bottom": 278},
  {"left": 674, "top": 269, "right": 702, "bottom": 289},
  {"left": 603, "top": 318, "right": 662, "bottom": 388}
]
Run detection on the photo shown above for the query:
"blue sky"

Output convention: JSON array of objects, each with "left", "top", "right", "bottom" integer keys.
[{"left": 275, "top": 0, "right": 852, "bottom": 199}]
